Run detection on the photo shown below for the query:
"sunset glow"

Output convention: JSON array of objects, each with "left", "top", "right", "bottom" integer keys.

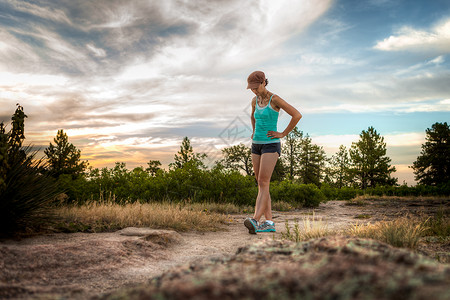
[{"left": 1, "top": 0, "right": 449, "bottom": 184}]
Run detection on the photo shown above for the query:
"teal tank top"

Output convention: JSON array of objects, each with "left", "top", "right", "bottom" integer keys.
[{"left": 253, "top": 95, "right": 280, "bottom": 144}]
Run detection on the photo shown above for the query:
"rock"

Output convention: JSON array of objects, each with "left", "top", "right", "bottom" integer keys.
[
  {"left": 118, "top": 227, "right": 170, "bottom": 237},
  {"left": 118, "top": 227, "right": 182, "bottom": 247},
  {"left": 98, "top": 236, "right": 450, "bottom": 300}
]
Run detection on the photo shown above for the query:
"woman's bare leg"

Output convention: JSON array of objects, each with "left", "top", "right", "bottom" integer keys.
[
  {"left": 253, "top": 152, "right": 278, "bottom": 222},
  {"left": 251, "top": 153, "right": 262, "bottom": 219}
]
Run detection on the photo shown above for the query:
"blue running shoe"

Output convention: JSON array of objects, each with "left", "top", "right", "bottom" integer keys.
[
  {"left": 244, "top": 218, "right": 258, "bottom": 234},
  {"left": 257, "top": 221, "right": 276, "bottom": 233}
]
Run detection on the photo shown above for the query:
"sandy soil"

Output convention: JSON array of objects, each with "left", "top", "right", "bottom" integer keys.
[{"left": 0, "top": 199, "right": 448, "bottom": 299}]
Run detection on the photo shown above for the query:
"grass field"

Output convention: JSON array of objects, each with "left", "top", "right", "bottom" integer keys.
[{"left": 54, "top": 201, "right": 230, "bottom": 233}]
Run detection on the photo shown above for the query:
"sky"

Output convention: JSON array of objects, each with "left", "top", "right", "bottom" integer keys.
[{"left": 0, "top": 0, "right": 449, "bottom": 185}]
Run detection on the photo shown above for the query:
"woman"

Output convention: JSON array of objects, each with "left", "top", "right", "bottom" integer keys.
[{"left": 244, "top": 71, "right": 302, "bottom": 234}]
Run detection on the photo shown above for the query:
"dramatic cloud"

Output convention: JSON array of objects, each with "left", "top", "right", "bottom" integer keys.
[
  {"left": 1, "top": 0, "right": 448, "bottom": 185},
  {"left": 375, "top": 19, "right": 450, "bottom": 53}
]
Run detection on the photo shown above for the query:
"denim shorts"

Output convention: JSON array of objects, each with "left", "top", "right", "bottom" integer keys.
[{"left": 251, "top": 142, "right": 281, "bottom": 156}]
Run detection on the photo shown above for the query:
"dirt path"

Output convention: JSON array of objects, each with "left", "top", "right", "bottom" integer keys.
[{"left": 0, "top": 199, "right": 447, "bottom": 299}]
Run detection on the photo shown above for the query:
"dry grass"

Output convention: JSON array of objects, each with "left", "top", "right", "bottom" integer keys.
[
  {"left": 346, "top": 216, "right": 428, "bottom": 249},
  {"left": 186, "top": 202, "right": 253, "bottom": 214},
  {"left": 184, "top": 201, "right": 297, "bottom": 215},
  {"left": 345, "top": 197, "right": 368, "bottom": 206},
  {"left": 424, "top": 206, "right": 450, "bottom": 239},
  {"left": 281, "top": 212, "right": 333, "bottom": 242},
  {"left": 272, "top": 201, "right": 298, "bottom": 212},
  {"left": 55, "top": 201, "right": 229, "bottom": 233},
  {"left": 349, "top": 194, "right": 449, "bottom": 202}
]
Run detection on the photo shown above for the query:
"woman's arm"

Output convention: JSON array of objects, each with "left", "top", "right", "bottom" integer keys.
[{"left": 267, "top": 95, "right": 302, "bottom": 139}]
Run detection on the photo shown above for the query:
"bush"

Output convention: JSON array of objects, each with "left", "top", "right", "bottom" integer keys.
[
  {"left": 271, "top": 180, "right": 325, "bottom": 207},
  {"left": 336, "top": 186, "right": 359, "bottom": 200},
  {"left": 57, "top": 161, "right": 258, "bottom": 206},
  {"left": 319, "top": 183, "right": 337, "bottom": 200}
]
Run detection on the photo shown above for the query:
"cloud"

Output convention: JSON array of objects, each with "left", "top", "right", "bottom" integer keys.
[
  {"left": 0, "top": 29, "right": 41, "bottom": 71},
  {"left": 86, "top": 43, "right": 106, "bottom": 57},
  {"left": 1, "top": 0, "right": 333, "bottom": 126},
  {"left": 374, "top": 19, "right": 450, "bottom": 53},
  {"left": 6, "top": 0, "right": 72, "bottom": 25},
  {"left": 297, "top": 67, "right": 450, "bottom": 114},
  {"left": 117, "top": 0, "right": 333, "bottom": 77},
  {"left": 312, "top": 132, "right": 424, "bottom": 151},
  {"left": 384, "top": 132, "right": 425, "bottom": 147}
]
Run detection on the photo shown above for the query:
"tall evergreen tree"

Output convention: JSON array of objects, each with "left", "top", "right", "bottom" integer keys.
[
  {"left": 329, "top": 145, "right": 352, "bottom": 188},
  {"left": 412, "top": 122, "right": 450, "bottom": 185},
  {"left": 271, "top": 159, "right": 287, "bottom": 182},
  {"left": 297, "top": 134, "right": 326, "bottom": 186},
  {"left": 221, "top": 143, "right": 253, "bottom": 176},
  {"left": 350, "top": 127, "right": 397, "bottom": 189},
  {"left": 170, "top": 136, "right": 206, "bottom": 169},
  {"left": 44, "top": 129, "right": 87, "bottom": 178},
  {"left": 282, "top": 126, "right": 303, "bottom": 180}
]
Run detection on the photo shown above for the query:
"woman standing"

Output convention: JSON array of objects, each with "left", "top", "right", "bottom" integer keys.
[{"left": 244, "top": 71, "right": 302, "bottom": 234}]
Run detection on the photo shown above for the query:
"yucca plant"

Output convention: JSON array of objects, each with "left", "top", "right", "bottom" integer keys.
[{"left": 0, "top": 105, "right": 59, "bottom": 235}]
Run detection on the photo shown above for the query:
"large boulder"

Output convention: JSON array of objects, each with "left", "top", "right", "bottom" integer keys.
[{"left": 99, "top": 236, "right": 450, "bottom": 300}]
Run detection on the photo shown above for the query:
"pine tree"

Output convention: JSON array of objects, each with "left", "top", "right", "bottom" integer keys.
[
  {"left": 297, "top": 135, "right": 326, "bottom": 186},
  {"left": 329, "top": 145, "right": 352, "bottom": 188},
  {"left": 282, "top": 127, "right": 303, "bottom": 180},
  {"left": 271, "top": 159, "right": 287, "bottom": 182},
  {"left": 44, "top": 129, "right": 87, "bottom": 178},
  {"left": 221, "top": 143, "right": 253, "bottom": 176},
  {"left": 349, "top": 127, "right": 397, "bottom": 189},
  {"left": 170, "top": 136, "right": 206, "bottom": 169},
  {"left": 412, "top": 122, "right": 450, "bottom": 185}
]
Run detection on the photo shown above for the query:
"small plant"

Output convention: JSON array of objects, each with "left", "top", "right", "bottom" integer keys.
[
  {"left": 424, "top": 206, "right": 450, "bottom": 239},
  {"left": 355, "top": 214, "right": 371, "bottom": 219},
  {"left": 272, "top": 201, "right": 296, "bottom": 212},
  {"left": 302, "top": 211, "right": 330, "bottom": 240},
  {"left": 346, "top": 216, "right": 428, "bottom": 249},
  {"left": 281, "top": 212, "right": 331, "bottom": 242},
  {"left": 281, "top": 219, "right": 301, "bottom": 242},
  {"left": 345, "top": 196, "right": 368, "bottom": 206}
]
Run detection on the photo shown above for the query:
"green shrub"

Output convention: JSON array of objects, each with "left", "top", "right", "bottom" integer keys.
[
  {"left": 319, "top": 183, "right": 337, "bottom": 200},
  {"left": 271, "top": 180, "right": 325, "bottom": 207},
  {"left": 58, "top": 161, "right": 258, "bottom": 206},
  {"left": 337, "top": 186, "right": 359, "bottom": 200}
]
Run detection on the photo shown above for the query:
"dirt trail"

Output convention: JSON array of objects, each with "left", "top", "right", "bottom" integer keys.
[{"left": 0, "top": 199, "right": 447, "bottom": 299}]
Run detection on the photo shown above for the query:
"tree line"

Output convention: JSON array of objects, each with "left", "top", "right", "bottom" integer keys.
[
  {"left": 1, "top": 104, "right": 449, "bottom": 211},
  {"left": 44, "top": 126, "right": 399, "bottom": 189}
]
